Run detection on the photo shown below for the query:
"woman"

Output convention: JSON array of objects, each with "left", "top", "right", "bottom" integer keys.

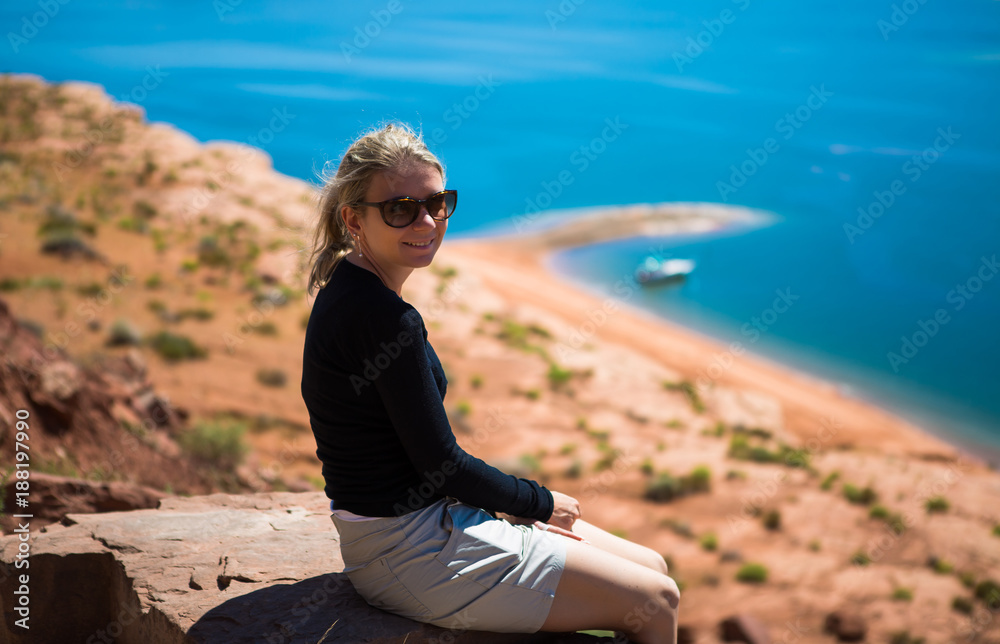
[{"left": 300, "top": 122, "right": 680, "bottom": 643}]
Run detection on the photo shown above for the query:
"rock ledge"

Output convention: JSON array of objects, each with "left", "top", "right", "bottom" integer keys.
[{"left": 0, "top": 492, "right": 609, "bottom": 643}]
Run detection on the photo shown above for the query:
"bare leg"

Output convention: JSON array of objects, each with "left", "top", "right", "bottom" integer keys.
[
  {"left": 540, "top": 538, "right": 680, "bottom": 644},
  {"left": 569, "top": 519, "right": 670, "bottom": 576}
]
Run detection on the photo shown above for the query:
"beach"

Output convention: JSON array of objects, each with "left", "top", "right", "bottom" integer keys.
[{"left": 438, "top": 210, "right": 959, "bottom": 461}]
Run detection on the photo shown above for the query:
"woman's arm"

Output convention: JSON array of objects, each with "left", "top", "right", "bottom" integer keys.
[{"left": 363, "top": 303, "right": 554, "bottom": 522}]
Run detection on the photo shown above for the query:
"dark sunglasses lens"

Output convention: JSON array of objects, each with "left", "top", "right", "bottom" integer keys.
[
  {"left": 430, "top": 192, "right": 456, "bottom": 218},
  {"left": 384, "top": 199, "right": 418, "bottom": 227}
]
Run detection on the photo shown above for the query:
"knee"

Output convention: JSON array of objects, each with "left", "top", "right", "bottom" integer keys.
[
  {"left": 623, "top": 578, "right": 679, "bottom": 638},
  {"left": 658, "top": 576, "right": 680, "bottom": 612},
  {"left": 641, "top": 546, "right": 670, "bottom": 577}
]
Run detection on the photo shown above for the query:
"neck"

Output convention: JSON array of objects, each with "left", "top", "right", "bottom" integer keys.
[{"left": 347, "top": 252, "right": 410, "bottom": 298}]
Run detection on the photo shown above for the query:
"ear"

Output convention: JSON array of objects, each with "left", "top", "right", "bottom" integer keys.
[{"left": 341, "top": 203, "right": 363, "bottom": 236}]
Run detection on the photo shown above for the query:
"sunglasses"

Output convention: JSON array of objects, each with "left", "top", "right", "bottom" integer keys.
[{"left": 357, "top": 189, "right": 458, "bottom": 228}]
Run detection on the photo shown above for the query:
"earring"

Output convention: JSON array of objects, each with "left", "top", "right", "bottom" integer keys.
[{"left": 353, "top": 233, "right": 362, "bottom": 257}]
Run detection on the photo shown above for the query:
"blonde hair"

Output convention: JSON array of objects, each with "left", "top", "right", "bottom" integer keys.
[{"left": 305, "top": 122, "right": 445, "bottom": 296}]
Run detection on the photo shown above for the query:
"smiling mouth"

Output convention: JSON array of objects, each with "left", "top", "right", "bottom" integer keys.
[{"left": 403, "top": 239, "right": 434, "bottom": 247}]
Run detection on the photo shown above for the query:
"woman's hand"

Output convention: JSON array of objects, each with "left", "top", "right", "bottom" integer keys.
[{"left": 547, "top": 490, "right": 581, "bottom": 531}]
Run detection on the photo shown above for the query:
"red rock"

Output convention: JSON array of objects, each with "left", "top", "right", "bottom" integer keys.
[
  {"left": 824, "top": 610, "right": 867, "bottom": 642},
  {"left": 720, "top": 614, "right": 771, "bottom": 644}
]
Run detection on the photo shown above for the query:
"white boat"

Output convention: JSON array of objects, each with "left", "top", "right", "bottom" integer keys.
[{"left": 634, "top": 257, "right": 695, "bottom": 285}]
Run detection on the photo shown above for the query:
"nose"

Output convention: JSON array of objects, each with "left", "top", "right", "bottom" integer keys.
[{"left": 411, "top": 205, "right": 437, "bottom": 229}]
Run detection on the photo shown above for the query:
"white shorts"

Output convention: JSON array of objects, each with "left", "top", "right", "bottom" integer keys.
[{"left": 330, "top": 496, "right": 568, "bottom": 633}]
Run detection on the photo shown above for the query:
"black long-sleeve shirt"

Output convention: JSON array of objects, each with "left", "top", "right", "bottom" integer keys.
[{"left": 300, "top": 258, "right": 554, "bottom": 521}]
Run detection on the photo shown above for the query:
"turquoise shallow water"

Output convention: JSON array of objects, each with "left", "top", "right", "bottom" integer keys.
[{"left": 3, "top": 0, "right": 998, "bottom": 458}]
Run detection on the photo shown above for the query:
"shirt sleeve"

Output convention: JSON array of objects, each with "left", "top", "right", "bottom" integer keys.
[{"left": 361, "top": 302, "right": 554, "bottom": 522}]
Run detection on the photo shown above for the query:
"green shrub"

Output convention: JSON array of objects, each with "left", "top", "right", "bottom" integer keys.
[
  {"left": 820, "top": 470, "right": 840, "bottom": 490},
  {"left": 177, "top": 308, "right": 214, "bottom": 322},
  {"left": 892, "top": 587, "right": 913, "bottom": 601},
  {"left": 851, "top": 551, "right": 871, "bottom": 566},
  {"left": 843, "top": 483, "right": 877, "bottom": 505},
  {"left": 106, "top": 319, "right": 142, "bottom": 347},
  {"left": 547, "top": 362, "right": 573, "bottom": 389},
  {"left": 952, "top": 596, "right": 974, "bottom": 614},
  {"left": 727, "top": 434, "right": 810, "bottom": 468},
  {"left": 925, "top": 496, "right": 949, "bottom": 514},
  {"left": 763, "top": 510, "right": 781, "bottom": 531},
  {"left": 889, "top": 631, "right": 924, "bottom": 644},
  {"left": 565, "top": 459, "right": 582, "bottom": 479},
  {"left": 470, "top": 374, "right": 483, "bottom": 389},
  {"left": 958, "top": 571, "right": 976, "bottom": 589},
  {"left": 660, "top": 518, "right": 694, "bottom": 538},
  {"left": 178, "top": 418, "right": 248, "bottom": 469},
  {"left": 197, "top": 236, "right": 230, "bottom": 268},
  {"left": 735, "top": 563, "right": 768, "bottom": 584},
  {"left": 240, "top": 321, "right": 278, "bottom": 336},
  {"left": 929, "top": 556, "right": 954, "bottom": 574},
  {"left": 699, "top": 532, "right": 718, "bottom": 551},
  {"left": 146, "top": 331, "right": 208, "bottom": 362},
  {"left": 808, "top": 540, "right": 821, "bottom": 552},
  {"left": 662, "top": 379, "right": 705, "bottom": 413},
  {"left": 731, "top": 424, "right": 772, "bottom": 440},
  {"left": 133, "top": 200, "right": 157, "bottom": 218},
  {"left": 869, "top": 505, "right": 890, "bottom": 520},
  {"left": 688, "top": 465, "right": 711, "bottom": 492},
  {"left": 519, "top": 453, "right": 541, "bottom": 475},
  {"left": 975, "top": 579, "right": 1000, "bottom": 604},
  {"left": 594, "top": 447, "right": 621, "bottom": 472},
  {"left": 255, "top": 368, "right": 286, "bottom": 388},
  {"left": 643, "top": 465, "right": 711, "bottom": 503}
]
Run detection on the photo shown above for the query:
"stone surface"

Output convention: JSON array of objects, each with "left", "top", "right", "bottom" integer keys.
[
  {"left": 824, "top": 610, "right": 867, "bottom": 642},
  {"left": 1, "top": 473, "right": 166, "bottom": 530},
  {"left": 720, "top": 614, "right": 771, "bottom": 644},
  {"left": 0, "top": 491, "right": 614, "bottom": 643}
]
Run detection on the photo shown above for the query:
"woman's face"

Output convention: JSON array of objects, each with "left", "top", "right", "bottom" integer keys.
[{"left": 353, "top": 161, "right": 447, "bottom": 273}]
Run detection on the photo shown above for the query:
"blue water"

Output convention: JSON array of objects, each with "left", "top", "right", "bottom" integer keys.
[{"left": 4, "top": 1, "right": 999, "bottom": 458}]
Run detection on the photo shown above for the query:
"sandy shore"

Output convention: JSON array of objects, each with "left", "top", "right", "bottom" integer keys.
[{"left": 437, "top": 205, "right": 960, "bottom": 462}]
